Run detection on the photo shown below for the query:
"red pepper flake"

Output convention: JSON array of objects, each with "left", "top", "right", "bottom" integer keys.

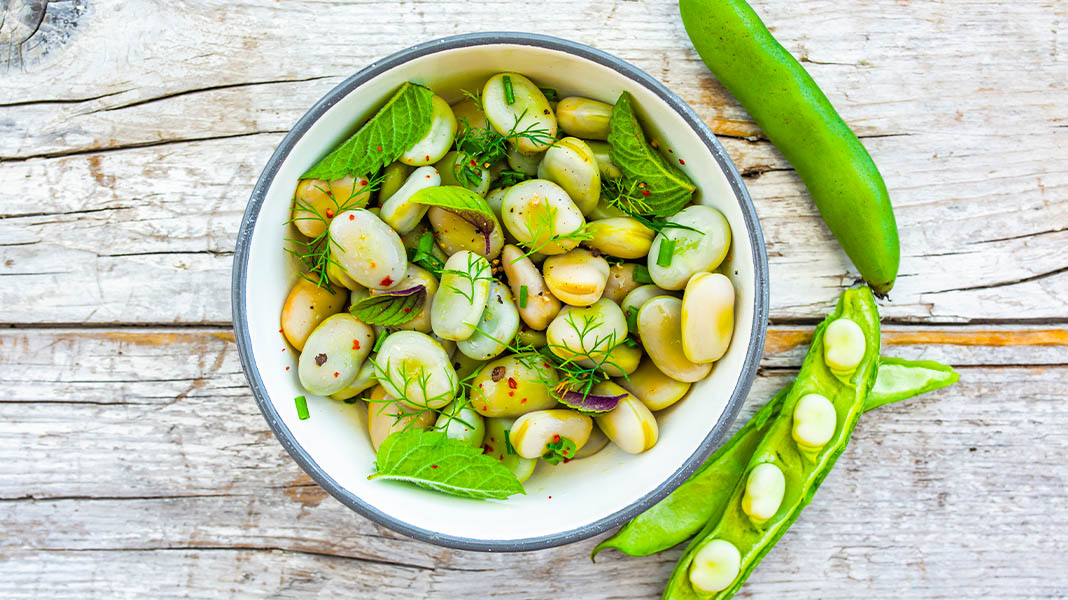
[
  {"left": 325, "top": 208, "right": 335, "bottom": 219},
  {"left": 380, "top": 276, "right": 393, "bottom": 287},
  {"left": 431, "top": 465, "right": 438, "bottom": 469},
  {"left": 281, "top": 348, "right": 286, "bottom": 352},
  {"left": 426, "top": 174, "right": 431, "bottom": 179},
  {"left": 361, "top": 179, "right": 368, "bottom": 186},
  {"left": 403, "top": 307, "right": 411, "bottom": 313},
  {"left": 521, "top": 398, "right": 527, "bottom": 404},
  {"left": 377, "top": 145, "right": 383, "bottom": 152},
  {"left": 641, "top": 190, "right": 651, "bottom": 197},
  {"left": 424, "top": 154, "right": 430, "bottom": 162},
  {"left": 352, "top": 339, "right": 361, "bottom": 350},
  {"left": 333, "top": 371, "right": 340, "bottom": 378},
  {"left": 508, "top": 391, "right": 514, "bottom": 397},
  {"left": 562, "top": 450, "right": 568, "bottom": 455},
  {"left": 484, "top": 445, "right": 494, "bottom": 453},
  {"left": 278, "top": 328, "right": 284, "bottom": 334},
  {"left": 348, "top": 213, "right": 355, "bottom": 220},
  {"left": 679, "top": 158, "right": 686, "bottom": 165},
  {"left": 548, "top": 496, "right": 552, "bottom": 499},
  {"left": 507, "top": 377, "right": 518, "bottom": 389},
  {"left": 482, "top": 405, "right": 488, "bottom": 411},
  {"left": 470, "top": 158, "right": 477, "bottom": 167},
  {"left": 285, "top": 366, "right": 290, "bottom": 371},
  {"left": 668, "top": 148, "right": 674, "bottom": 154},
  {"left": 552, "top": 434, "right": 561, "bottom": 443},
  {"left": 315, "top": 353, "right": 328, "bottom": 366}
]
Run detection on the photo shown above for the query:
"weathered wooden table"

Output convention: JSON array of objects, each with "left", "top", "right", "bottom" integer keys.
[{"left": 2, "top": 0, "right": 1065, "bottom": 597}]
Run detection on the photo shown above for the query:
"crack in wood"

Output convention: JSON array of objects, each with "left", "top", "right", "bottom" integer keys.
[
  {"left": 0, "top": 130, "right": 288, "bottom": 162},
  {"left": 85, "top": 75, "right": 338, "bottom": 115}
]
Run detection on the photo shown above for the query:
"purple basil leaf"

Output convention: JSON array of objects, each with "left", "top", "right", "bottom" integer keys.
[
  {"left": 376, "top": 284, "right": 426, "bottom": 297},
  {"left": 559, "top": 390, "right": 627, "bottom": 414}
]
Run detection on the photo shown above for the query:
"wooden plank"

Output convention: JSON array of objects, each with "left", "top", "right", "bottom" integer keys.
[{"left": 1, "top": 328, "right": 1064, "bottom": 596}]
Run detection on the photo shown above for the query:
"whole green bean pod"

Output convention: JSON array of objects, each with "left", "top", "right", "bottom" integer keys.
[
  {"left": 591, "top": 356, "right": 959, "bottom": 559},
  {"left": 679, "top": 0, "right": 900, "bottom": 294},
  {"left": 664, "top": 287, "right": 880, "bottom": 599}
]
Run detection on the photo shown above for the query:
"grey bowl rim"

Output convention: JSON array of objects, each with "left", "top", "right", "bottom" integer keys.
[{"left": 232, "top": 31, "right": 769, "bottom": 552}]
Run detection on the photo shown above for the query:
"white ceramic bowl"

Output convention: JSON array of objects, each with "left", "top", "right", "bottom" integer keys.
[{"left": 233, "top": 33, "right": 768, "bottom": 551}]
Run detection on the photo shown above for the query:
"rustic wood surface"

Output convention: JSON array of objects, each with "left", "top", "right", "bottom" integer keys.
[{"left": 1, "top": 0, "right": 1065, "bottom": 597}]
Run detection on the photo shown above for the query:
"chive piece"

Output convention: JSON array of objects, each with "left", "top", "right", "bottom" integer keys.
[
  {"left": 503, "top": 75, "right": 515, "bottom": 105},
  {"left": 372, "top": 330, "right": 387, "bottom": 353},
  {"left": 539, "top": 87, "right": 560, "bottom": 103},
  {"left": 294, "top": 395, "right": 310, "bottom": 420},
  {"left": 633, "top": 264, "right": 654, "bottom": 284},
  {"left": 519, "top": 285, "right": 529, "bottom": 308},
  {"left": 657, "top": 238, "right": 676, "bottom": 267},
  {"left": 625, "top": 306, "right": 639, "bottom": 335},
  {"left": 504, "top": 429, "right": 517, "bottom": 455}
]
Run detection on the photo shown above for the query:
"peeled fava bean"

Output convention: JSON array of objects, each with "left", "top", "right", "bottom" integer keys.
[
  {"left": 648, "top": 205, "right": 732, "bottom": 290},
  {"left": 329, "top": 360, "right": 378, "bottom": 401},
  {"left": 379, "top": 166, "right": 441, "bottom": 234},
  {"left": 502, "top": 244, "right": 562, "bottom": 330},
  {"left": 330, "top": 209, "right": 408, "bottom": 290},
  {"left": 509, "top": 409, "right": 593, "bottom": 460},
  {"left": 637, "top": 296, "right": 712, "bottom": 383},
  {"left": 379, "top": 162, "right": 414, "bottom": 205},
  {"left": 367, "top": 389, "right": 436, "bottom": 452},
  {"left": 506, "top": 145, "right": 543, "bottom": 176},
  {"left": 681, "top": 272, "right": 736, "bottom": 364},
  {"left": 452, "top": 97, "right": 489, "bottom": 134},
  {"left": 740, "top": 462, "right": 786, "bottom": 524},
  {"left": 400, "top": 95, "right": 457, "bottom": 166},
  {"left": 326, "top": 260, "right": 362, "bottom": 291},
  {"left": 537, "top": 137, "right": 601, "bottom": 215},
  {"left": 483, "top": 417, "right": 537, "bottom": 483},
  {"left": 617, "top": 357, "right": 691, "bottom": 411},
  {"left": 281, "top": 278, "right": 347, "bottom": 351},
  {"left": 593, "top": 382, "right": 658, "bottom": 454},
  {"left": 291, "top": 179, "right": 334, "bottom": 238},
  {"left": 792, "top": 393, "right": 837, "bottom": 451},
  {"left": 328, "top": 175, "right": 372, "bottom": 209},
  {"left": 434, "top": 401, "right": 486, "bottom": 448},
  {"left": 602, "top": 263, "right": 642, "bottom": 304},
  {"left": 547, "top": 299, "right": 628, "bottom": 363},
  {"left": 621, "top": 284, "right": 675, "bottom": 318},
  {"left": 400, "top": 222, "right": 448, "bottom": 264},
  {"left": 586, "top": 141, "right": 624, "bottom": 180},
  {"left": 556, "top": 96, "right": 613, "bottom": 140},
  {"left": 501, "top": 179, "right": 587, "bottom": 255},
  {"left": 470, "top": 354, "right": 559, "bottom": 418},
  {"left": 374, "top": 331, "right": 459, "bottom": 410},
  {"left": 572, "top": 423, "right": 610, "bottom": 459},
  {"left": 689, "top": 539, "right": 742, "bottom": 594},
  {"left": 297, "top": 314, "right": 374, "bottom": 396},
  {"left": 457, "top": 281, "right": 521, "bottom": 361},
  {"left": 431, "top": 251, "right": 492, "bottom": 341},
  {"left": 824, "top": 317, "right": 867, "bottom": 374},
  {"left": 542, "top": 248, "right": 610, "bottom": 307},
  {"left": 369, "top": 263, "right": 438, "bottom": 333},
  {"left": 483, "top": 73, "right": 557, "bottom": 155},
  {"left": 428, "top": 206, "right": 504, "bottom": 259},
  {"left": 576, "top": 341, "right": 642, "bottom": 377},
  {"left": 436, "top": 150, "right": 491, "bottom": 197},
  {"left": 585, "top": 217, "right": 655, "bottom": 259}
]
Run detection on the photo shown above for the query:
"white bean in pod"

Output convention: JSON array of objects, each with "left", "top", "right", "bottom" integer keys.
[
  {"left": 373, "top": 330, "right": 458, "bottom": 410},
  {"left": 379, "top": 166, "right": 441, "bottom": 235},
  {"left": 330, "top": 209, "right": 408, "bottom": 290},
  {"left": 648, "top": 205, "right": 732, "bottom": 290},
  {"left": 542, "top": 248, "right": 610, "bottom": 307},
  {"left": 456, "top": 281, "right": 521, "bottom": 361},
  {"left": 681, "top": 272, "right": 735, "bottom": 363},
  {"left": 593, "top": 382, "right": 658, "bottom": 454},
  {"left": 501, "top": 179, "right": 586, "bottom": 255},
  {"left": 431, "top": 251, "right": 492, "bottom": 341},
  {"left": 482, "top": 73, "right": 557, "bottom": 155},
  {"left": 297, "top": 314, "right": 374, "bottom": 396},
  {"left": 400, "top": 95, "right": 457, "bottom": 166},
  {"left": 537, "top": 137, "right": 601, "bottom": 215},
  {"left": 637, "top": 296, "right": 712, "bottom": 382}
]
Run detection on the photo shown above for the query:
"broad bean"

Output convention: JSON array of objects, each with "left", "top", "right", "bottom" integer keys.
[
  {"left": 546, "top": 299, "right": 628, "bottom": 363},
  {"left": 602, "top": 263, "right": 642, "bottom": 304},
  {"left": 585, "top": 217, "right": 655, "bottom": 259},
  {"left": 681, "top": 272, "right": 735, "bottom": 363},
  {"left": 470, "top": 354, "right": 559, "bottom": 418},
  {"left": 537, "top": 137, "right": 601, "bottom": 214},
  {"left": 373, "top": 330, "right": 459, "bottom": 410},
  {"left": 483, "top": 417, "right": 537, "bottom": 483},
  {"left": 501, "top": 244, "right": 562, "bottom": 330},
  {"left": 428, "top": 206, "right": 505, "bottom": 259},
  {"left": 637, "top": 296, "right": 712, "bottom": 382},
  {"left": 501, "top": 179, "right": 587, "bottom": 255},
  {"left": 330, "top": 209, "right": 408, "bottom": 290},
  {"left": 297, "top": 314, "right": 374, "bottom": 396},
  {"left": 616, "top": 357, "right": 692, "bottom": 411},
  {"left": 648, "top": 205, "right": 732, "bottom": 290},
  {"left": 593, "top": 382, "right": 658, "bottom": 454},
  {"left": 400, "top": 95, "right": 457, "bottom": 166},
  {"left": 456, "top": 281, "right": 521, "bottom": 361},
  {"left": 509, "top": 409, "right": 592, "bottom": 459},
  {"left": 379, "top": 166, "right": 441, "bottom": 234},
  {"left": 434, "top": 401, "right": 486, "bottom": 448},
  {"left": 542, "top": 248, "right": 610, "bottom": 307},
  {"left": 482, "top": 73, "right": 557, "bottom": 154},
  {"left": 369, "top": 263, "right": 438, "bottom": 333},
  {"left": 280, "top": 278, "right": 347, "bottom": 351},
  {"left": 556, "top": 96, "right": 613, "bottom": 140},
  {"left": 367, "top": 387, "right": 436, "bottom": 452},
  {"left": 431, "top": 251, "right": 492, "bottom": 341}
]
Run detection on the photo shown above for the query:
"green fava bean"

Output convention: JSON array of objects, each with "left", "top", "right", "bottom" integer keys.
[
  {"left": 602, "top": 263, "right": 642, "bottom": 304},
  {"left": 648, "top": 205, "right": 732, "bottom": 291},
  {"left": 369, "top": 263, "right": 438, "bottom": 334},
  {"left": 400, "top": 94, "right": 457, "bottom": 166},
  {"left": 470, "top": 354, "right": 559, "bottom": 418},
  {"left": 483, "top": 73, "right": 557, "bottom": 155},
  {"left": 556, "top": 96, "right": 614, "bottom": 140},
  {"left": 507, "top": 145, "right": 543, "bottom": 176},
  {"left": 452, "top": 97, "right": 489, "bottom": 135},
  {"left": 428, "top": 205, "right": 505, "bottom": 260},
  {"left": 547, "top": 299, "right": 628, "bottom": 363},
  {"left": 379, "top": 166, "right": 441, "bottom": 235},
  {"left": 434, "top": 401, "right": 486, "bottom": 448},
  {"left": 482, "top": 417, "right": 537, "bottom": 483},
  {"left": 436, "top": 150, "right": 491, "bottom": 196},
  {"left": 663, "top": 287, "right": 880, "bottom": 599},
  {"left": 431, "top": 251, "right": 492, "bottom": 341},
  {"left": 329, "top": 360, "right": 378, "bottom": 401},
  {"left": 537, "top": 137, "right": 601, "bottom": 215},
  {"left": 585, "top": 217, "right": 655, "bottom": 259},
  {"left": 586, "top": 141, "right": 624, "bottom": 180},
  {"left": 593, "top": 356, "right": 959, "bottom": 559},
  {"left": 379, "top": 162, "right": 415, "bottom": 205},
  {"left": 280, "top": 278, "right": 347, "bottom": 352},
  {"left": 297, "top": 314, "right": 374, "bottom": 396},
  {"left": 330, "top": 209, "right": 408, "bottom": 290},
  {"left": 373, "top": 330, "right": 459, "bottom": 410},
  {"left": 456, "top": 281, "right": 521, "bottom": 361}
]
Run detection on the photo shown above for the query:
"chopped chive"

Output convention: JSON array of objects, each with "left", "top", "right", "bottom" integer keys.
[
  {"left": 519, "top": 285, "right": 529, "bottom": 308},
  {"left": 633, "top": 264, "right": 654, "bottom": 284},
  {"left": 625, "top": 306, "right": 639, "bottom": 335},
  {"left": 373, "top": 330, "right": 387, "bottom": 353},
  {"left": 503, "top": 75, "right": 515, "bottom": 105},
  {"left": 504, "top": 429, "right": 517, "bottom": 455},
  {"left": 294, "top": 395, "right": 310, "bottom": 420},
  {"left": 657, "top": 238, "right": 676, "bottom": 268},
  {"left": 539, "top": 87, "right": 560, "bottom": 103}
]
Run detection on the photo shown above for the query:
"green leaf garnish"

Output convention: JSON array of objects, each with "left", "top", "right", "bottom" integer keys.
[
  {"left": 370, "top": 430, "right": 525, "bottom": 500},
  {"left": 410, "top": 231, "right": 444, "bottom": 274},
  {"left": 607, "top": 92, "right": 696, "bottom": 216},
  {"left": 633, "top": 264, "right": 654, "bottom": 285},
  {"left": 301, "top": 82, "right": 435, "bottom": 181},
  {"left": 350, "top": 286, "right": 426, "bottom": 326},
  {"left": 539, "top": 87, "right": 560, "bottom": 103},
  {"left": 541, "top": 435, "right": 577, "bottom": 465},
  {"left": 411, "top": 186, "right": 499, "bottom": 255}
]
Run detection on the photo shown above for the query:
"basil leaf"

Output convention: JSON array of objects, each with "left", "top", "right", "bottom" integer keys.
[
  {"left": 370, "top": 430, "right": 525, "bottom": 500},
  {"left": 302, "top": 82, "right": 435, "bottom": 181},
  {"left": 350, "top": 285, "right": 426, "bottom": 326},
  {"left": 607, "top": 92, "right": 696, "bottom": 216},
  {"left": 410, "top": 186, "right": 499, "bottom": 255}
]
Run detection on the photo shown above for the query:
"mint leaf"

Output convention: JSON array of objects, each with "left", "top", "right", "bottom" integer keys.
[
  {"left": 410, "top": 186, "right": 499, "bottom": 255},
  {"left": 607, "top": 92, "right": 695, "bottom": 216},
  {"left": 370, "top": 430, "right": 525, "bottom": 500},
  {"left": 302, "top": 82, "right": 435, "bottom": 181},
  {"left": 350, "top": 285, "right": 426, "bottom": 326}
]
